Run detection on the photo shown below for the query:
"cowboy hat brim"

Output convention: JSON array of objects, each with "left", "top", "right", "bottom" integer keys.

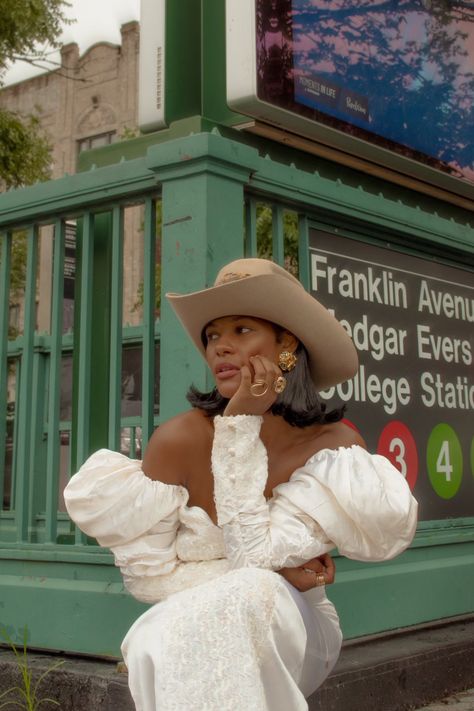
[{"left": 167, "top": 272, "right": 358, "bottom": 391}]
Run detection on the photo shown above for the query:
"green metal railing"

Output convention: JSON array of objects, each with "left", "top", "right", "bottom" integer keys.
[
  {"left": 0, "top": 131, "right": 472, "bottom": 655},
  {"left": 0, "top": 195, "right": 160, "bottom": 547}
]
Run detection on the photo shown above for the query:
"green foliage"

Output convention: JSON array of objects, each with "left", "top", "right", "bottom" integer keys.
[
  {"left": 6, "top": 232, "right": 28, "bottom": 339},
  {"left": 0, "top": 626, "right": 64, "bottom": 710},
  {"left": 9, "top": 233, "right": 28, "bottom": 296},
  {"left": 0, "top": 111, "right": 51, "bottom": 189},
  {"left": 0, "top": 0, "right": 72, "bottom": 79},
  {"left": 119, "top": 125, "right": 139, "bottom": 141},
  {"left": 133, "top": 262, "right": 162, "bottom": 315},
  {"left": 256, "top": 204, "right": 299, "bottom": 275},
  {"left": 133, "top": 201, "right": 163, "bottom": 316},
  {"left": 0, "top": 0, "right": 71, "bottom": 188}
]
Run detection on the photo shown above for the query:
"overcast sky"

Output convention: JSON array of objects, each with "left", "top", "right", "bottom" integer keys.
[{"left": 4, "top": 0, "right": 140, "bottom": 86}]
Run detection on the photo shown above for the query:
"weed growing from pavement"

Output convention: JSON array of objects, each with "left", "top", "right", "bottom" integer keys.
[{"left": 0, "top": 626, "right": 64, "bottom": 710}]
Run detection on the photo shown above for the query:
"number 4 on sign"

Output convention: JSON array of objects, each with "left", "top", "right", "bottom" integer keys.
[{"left": 437, "top": 441, "right": 453, "bottom": 482}]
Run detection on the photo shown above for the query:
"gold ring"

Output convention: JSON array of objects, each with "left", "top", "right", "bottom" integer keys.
[
  {"left": 273, "top": 375, "right": 286, "bottom": 394},
  {"left": 250, "top": 380, "right": 269, "bottom": 397},
  {"left": 303, "top": 569, "right": 326, "bottom": 587}
]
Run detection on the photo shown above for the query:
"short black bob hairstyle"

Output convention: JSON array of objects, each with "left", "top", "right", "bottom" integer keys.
[{"left": 186, "top": 322, "right": 345, "bottom": 428}]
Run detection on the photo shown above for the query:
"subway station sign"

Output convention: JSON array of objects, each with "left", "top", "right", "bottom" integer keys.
[{"left": 311, "top": 230, "right": 474, "bottom": 521}]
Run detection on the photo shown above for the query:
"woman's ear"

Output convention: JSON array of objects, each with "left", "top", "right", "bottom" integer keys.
[{"left": 280, "top": 331, "right": 299, "bottom": 353}]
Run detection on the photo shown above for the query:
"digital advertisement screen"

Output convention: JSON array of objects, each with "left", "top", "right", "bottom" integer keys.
[
  {"left": 255, "top": 0, "right": 474, "bottom": 189},
  {"left": 310, "top": 230, "right": 474, "bottom": 521}
]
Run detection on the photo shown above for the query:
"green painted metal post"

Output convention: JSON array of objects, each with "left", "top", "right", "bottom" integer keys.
[
  {"left": 28, "top": 348, "right": 48, "bottom": 536},
  {"left": 142, "top": 198, "right": 157, "bottom": 446},
  {"left": 73, "top": 212, "right": 113, "bottom": 471},
  {"left": 245, "top": 199, "right": 258, "bottom": 257},
  {"left": 297, "top": 215, "right": 310, "bottom": 289},
  {"left": 272, "top": 205, "right": 285, "bottom": 265},
  {"left": 45, "top": 220, "right": 66, "bottom": 543},
  {"left": 145, "top": 133, "right": 259, "bottom": 421},
  {"left": 108, "top": 207, "right": 124, "bottom": 451},
  {"left": 90, "top": 212, "right": 113, "bottom": 454},
  {"left": 74, "top": 213, "right": 94, "bottom": 472},
  {"left": 0, "top": 232, "right": 12, "bottom": 505},
  {"left": 15, "top": 226, "right": 38, "bottom": 541}
]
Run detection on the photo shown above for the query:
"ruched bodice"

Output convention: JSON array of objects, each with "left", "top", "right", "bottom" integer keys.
[{"left": 175, "top": 505, "right": 226, "bottom": 561}]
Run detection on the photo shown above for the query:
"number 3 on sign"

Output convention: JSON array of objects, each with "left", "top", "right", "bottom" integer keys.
[
  {"left": 427, "top": 424, "right": 463, "bottom": 499},
  {"left": 377, "top": 422, "right": 418, "bottom": 490},
  {"left": 389, "top": 437, "right": 407, "bottom": 478}
]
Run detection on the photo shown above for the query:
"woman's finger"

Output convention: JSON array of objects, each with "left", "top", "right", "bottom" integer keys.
[
  {"left": 319, "top": 553, "right": 336, "bottom": 584},
  {"left": 239, "top": 364, "right": 252, "bottom": 388},
  {"left": 301, "top": 558, "right": 324, "bottom": 574},
  {"left": 300, "top": 554, "right": 336, "bottom": 586},
  {"left": 249, "top": 355, "right": 267, "bottom": 382}
]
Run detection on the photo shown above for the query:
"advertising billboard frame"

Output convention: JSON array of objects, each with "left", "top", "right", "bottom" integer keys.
[{"left": 226, "top": 0, "right": 474, "bottom": 208}]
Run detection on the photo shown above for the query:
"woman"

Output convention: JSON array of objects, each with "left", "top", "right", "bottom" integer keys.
[{"left": 64, "top": 258, "right": 418, "bottom": 711}]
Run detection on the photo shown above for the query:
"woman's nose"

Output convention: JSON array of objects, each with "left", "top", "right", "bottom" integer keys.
[{"left": 215, "top": 337, "right": 235, "bottom": 355}]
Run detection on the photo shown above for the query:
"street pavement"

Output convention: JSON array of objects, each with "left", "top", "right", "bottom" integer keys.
[{"left": 414, "top": 687, "right": 474, "bottom": 710}]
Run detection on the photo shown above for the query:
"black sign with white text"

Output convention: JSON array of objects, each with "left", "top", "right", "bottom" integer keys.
[{"left": 310, "top": 230, "right": 474, "bottom": 521}]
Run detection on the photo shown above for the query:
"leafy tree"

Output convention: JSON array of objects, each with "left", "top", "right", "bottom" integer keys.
[
  {"left": 0, "top": 2, "right": 72, "bottom": 343},
  {"left": 255, "top": 204, "right": 299, "bottom": 275},
  {"left": 0, "top": 0, "right": 71, "bottom": 78},
  {"left": 0, "top": 0, "right": 72, "bottom": 189},
  {"left": 0, "top": 112, "right": 51, "bottom": 189}
]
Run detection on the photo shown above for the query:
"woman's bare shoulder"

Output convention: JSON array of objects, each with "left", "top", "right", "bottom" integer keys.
[
  {"left": 312, "top": 420, "right": 367, "bottom": 453},
  {"left": 142, "top": 409, "right": 212, "bottom": 485}
]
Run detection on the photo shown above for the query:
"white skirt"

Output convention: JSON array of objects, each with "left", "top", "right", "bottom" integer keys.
[{"left": 121, "top": 568, "right": 342, "bottom": 711}]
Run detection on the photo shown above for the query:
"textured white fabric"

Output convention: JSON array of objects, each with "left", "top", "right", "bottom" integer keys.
[
  {"left": 64, "top": 415, "right": 417, "bottom": 711},
  {"left": 121, "top": 568, "right": 342, "bottom": 711},
  {"left": 212, "top": 415, "right": 418, "bottom": 567}
]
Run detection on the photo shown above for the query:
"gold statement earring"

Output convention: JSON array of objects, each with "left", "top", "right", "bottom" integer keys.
[{"left": 278, "top": 351, "right": 297, "bottom": 372}]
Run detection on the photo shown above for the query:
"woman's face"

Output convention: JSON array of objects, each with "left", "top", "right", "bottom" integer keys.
[{"left": 204, "top": 315, "right": 287, "bottom": 399}]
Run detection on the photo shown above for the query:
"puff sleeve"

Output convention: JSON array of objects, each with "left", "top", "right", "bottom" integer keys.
[
  {"left": 64, "top": 449, "right": 229, "bottom": 603},
  {"left": 211, "top": 416, "right": 418, "bottom": 569}
]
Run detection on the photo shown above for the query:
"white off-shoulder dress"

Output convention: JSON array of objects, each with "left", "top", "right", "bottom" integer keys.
[{"left": 64, "top": 415, "right": 418, "bottom": 711}]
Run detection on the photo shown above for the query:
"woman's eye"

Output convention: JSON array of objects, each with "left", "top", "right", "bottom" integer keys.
[
  {"left": 237, "top": 326, "right": 251, "bottom": 334},
  {"left": 206, "top": 332, "right": 218, "bottom": 341}
]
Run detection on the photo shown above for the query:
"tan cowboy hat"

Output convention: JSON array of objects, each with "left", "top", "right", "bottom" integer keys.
[{"left": 166, "top": 258, "right": 358, "bottom": 390}]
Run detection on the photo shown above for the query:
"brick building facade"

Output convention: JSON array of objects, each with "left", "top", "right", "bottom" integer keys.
[
  {"left": 1, "top": 21, "right": 140, "bottom": 178},
  {"left": 1, "top": 21, "right": 147, "bottom": 335},
  {"left": 1, "top": 22, "right": 148, "bottom": 451}
]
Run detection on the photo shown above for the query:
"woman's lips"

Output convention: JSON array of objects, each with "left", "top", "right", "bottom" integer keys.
[{"left": 215, "top": 365, "right": 240, "bottom": 380}]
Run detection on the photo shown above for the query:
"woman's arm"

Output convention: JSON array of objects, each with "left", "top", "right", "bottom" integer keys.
[
  {"left": 64, "top": 418, "right": 229, "bottom": 604},
  {"left": 212, "top": 415, "right": 334, "bottom": 570},
  {"left": 212, "top": 415, "right": 417, "bottom": 570}
]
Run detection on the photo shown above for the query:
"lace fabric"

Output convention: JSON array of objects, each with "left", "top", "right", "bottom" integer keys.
[
  {"left": 211, "top": 416, "right": 417, "bottom": 570},
  {"left": 122, "top": 567, "right": 315, "bottom": 711}
]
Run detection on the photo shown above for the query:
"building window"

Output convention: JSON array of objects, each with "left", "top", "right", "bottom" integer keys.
[{"left": 77, "top": 131, "right": 116, "bottom": 156}]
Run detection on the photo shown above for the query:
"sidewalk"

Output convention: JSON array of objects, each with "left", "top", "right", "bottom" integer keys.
[
  {"left": 307, "top": 615, "right": 474, "bottom": 711},
  {"left": 413, "top": 687, "right": 474, "bottom": 710},
  {"left": 0, "top": 615, "right": 473, "bottom": 710}
]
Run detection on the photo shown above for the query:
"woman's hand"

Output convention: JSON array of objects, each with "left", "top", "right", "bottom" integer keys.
[
  {"left": 278, "top": 554, "right": 336, "bottom": 593},
  {"left": 223, "top": 355, "right": 282, "bottom": 417}
]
